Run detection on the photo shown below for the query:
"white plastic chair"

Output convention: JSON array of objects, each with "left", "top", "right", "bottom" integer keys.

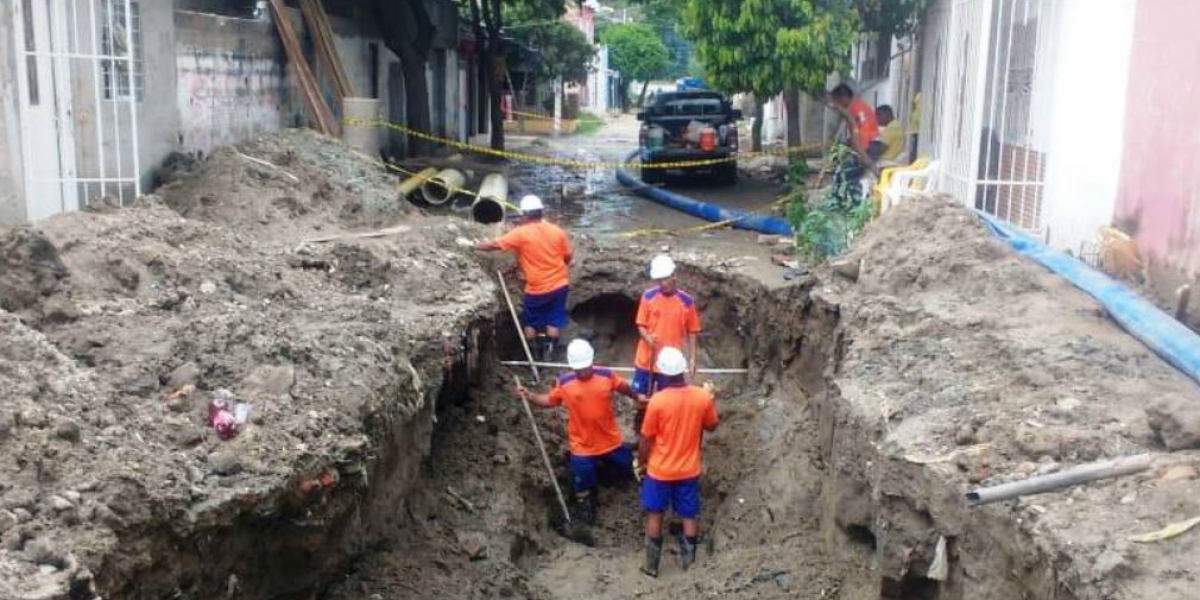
[{"left": 883, "top": 159, "right": 940, "bottom": 212}]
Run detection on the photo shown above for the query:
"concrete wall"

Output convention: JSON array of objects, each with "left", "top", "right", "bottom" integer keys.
[
  {"left": 1114, "top": 0, "right": 1200, "bottom": 317},
  {"left": 174, "top": 9, "right": 296, "bottom": 156},
  {"left": 1040, "top": 0, "right": 1137, "bottom": 255},
  {"left": 0, "top": 5, "right": 26, "bottom": 224}
]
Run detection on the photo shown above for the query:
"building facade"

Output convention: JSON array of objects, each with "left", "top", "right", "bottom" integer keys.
[{"left": 1, "top": 0, "right": 474, "bottom": 225}]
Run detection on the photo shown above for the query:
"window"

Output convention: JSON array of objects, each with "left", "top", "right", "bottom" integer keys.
[{"left": 101, "top": 0, "right": 144, "bottom": 101}]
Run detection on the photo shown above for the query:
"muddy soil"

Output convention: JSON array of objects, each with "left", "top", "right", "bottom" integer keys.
[{"left": 3, "top": 127, "right": 1199, "bottom": 600}]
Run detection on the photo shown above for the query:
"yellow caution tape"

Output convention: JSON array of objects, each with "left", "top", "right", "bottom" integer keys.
[{"left": 344, "top": 117, "right": 823, "bottom": 170}]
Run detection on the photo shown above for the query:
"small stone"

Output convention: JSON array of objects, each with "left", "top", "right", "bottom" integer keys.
[
  {"left": 1014, "top": 461, "right": 1037, "bottom": 477},
  {"left": 492, "top": 454, "right": 510, "bottom": 466},
  {"left": 53, "top": 419, "right": 82, "bottom": 443},
  {"left": 457, "top": 531, "right": 489, "bottom": 560},
  {"left": 1119, "top": 493, "right": 1136, "bottom": 505},
  {"left": 830, "top": 258, "right": 862, "bottom": 283},
  {"left": 241, "top": 365, "right": 296, "bottom": 397},
  {"left": 475, "top": 415, "right": 486, "bottom": 423},
  {"left": 208, "top": 449, "right": 243, "bottom": 476},
  {"left": 41, "top": 296, "right": 81, "bottom": 324},
  {"left": 199, "top": 281, "right": 217, "bottom": 295},
  {"left": 167, "top": 363, "right": 201, "bottom": 389},
  {"left": 757, "top": 234, "right": 780, "bottom": 245},
  {"left": 0, "top": 510, "right": 16, "bottom": 533},
  {"left": 1146, "top": 396, "right": 1200, "bottom": 451},
  {"left": 1057, "top": 397, "right": 1082, "bottom": 411},
  {"left": 63, "top": 491, "right": 81, "bottom": 503},
  {"left": 954, "top": 423, "right": 977, "bottom": 446},
  {"left": 13, "top": 508, "right": 33, "bottom": 523},
  {"left": 1159, "top": 464, "right": 1199, "bottom": 482},
  {"left": 48, "top": 496, "right": 73, "bottom": 512}
]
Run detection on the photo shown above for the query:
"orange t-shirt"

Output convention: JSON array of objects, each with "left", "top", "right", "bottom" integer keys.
[
  {"left": 548, "top": 368, "right": 626, "bottom": 456},
  {"left": 640, "top": 385, "right": 718, "bottom": 481},
  {"left": 496, "top": 221, "right": 572, "bottom": 294},
  {"left": 848, "top": 98, "right": 879, "bottom": 152},
  {"left": 635, "top": 287, "right": 701, "bottom": 370}
]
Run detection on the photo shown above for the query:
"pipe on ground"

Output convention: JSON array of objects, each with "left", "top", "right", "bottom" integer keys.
[
  {"left": 966, "top": 454, "right": 1153, "bottom": 506},
  {"left": 979, "top": 212, "right": 1200, "bottom": 386},
  {"left": 473, "top": 173, "right": 508, "bottom": 224},
  {"left": 398, "top": 167, "right": 438, "bottom": 199},
  {"left": 421, "top": 168, "right": 466, "bottom": 206},
  {"left": 616, "top": 151, "right": 793, "bottom": 237}
]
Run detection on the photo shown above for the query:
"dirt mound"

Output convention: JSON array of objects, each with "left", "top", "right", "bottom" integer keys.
[{"left": 0, "top": 130, "right": 495, "bottom": 600}]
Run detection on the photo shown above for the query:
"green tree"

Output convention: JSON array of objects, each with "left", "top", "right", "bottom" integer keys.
[
  {"left": 679, "top": 0, "right": 859, "bottom": 149},
  {"left": 601, "top": 23, "right": 671, "bottom": 108},
  {"left": 508, "top": 20, "right": 595, "bottom": 84}
]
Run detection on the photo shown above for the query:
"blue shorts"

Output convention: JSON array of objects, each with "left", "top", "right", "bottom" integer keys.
[
  {"left": 522, "top": 285, "right": 569, "bottom": 330},
  {"left": 641, "top": 476, "right": 701, "bottom": 519},
  {"left": 631, "top": 368, "right": 670, "bottom": 396},
  {"left": 569, "top": 445, "right": 634, "bottom": 493}
]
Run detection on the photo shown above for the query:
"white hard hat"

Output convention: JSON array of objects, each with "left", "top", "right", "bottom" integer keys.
[
  {"left": 649, "top": 254, "right": 676, "bottom": 280},
  {"left": 519, "top": 195, "right": 545, "bottom": 213},
  {"left": 566, "top": 339, "right": 595, "bottom": 370},
  {"left": 655, "top": 346, "right": 687, "bottom": 377}
]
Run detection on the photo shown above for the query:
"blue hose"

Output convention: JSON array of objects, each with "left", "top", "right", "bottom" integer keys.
[
  {"left": 616, "top": 153, "right": 794, "bottom": 237},
  {"left": 978, "top": 212, "right": 1200, "bottom": 386}
]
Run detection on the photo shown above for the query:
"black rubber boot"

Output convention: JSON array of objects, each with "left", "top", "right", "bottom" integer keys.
[
  {"left": 642, "top": 536, "right": 663, "bottom": 578},
  {"left": 679, "top": 535, "right": 698, "bottom": 570},
  {"left": 575, "top": 495, "right": 596, "bottom": 526}
]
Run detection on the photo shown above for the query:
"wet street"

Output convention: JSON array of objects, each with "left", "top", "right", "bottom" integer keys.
[{"left": 501, "top": 114, "right": 796, "bottom": 285}]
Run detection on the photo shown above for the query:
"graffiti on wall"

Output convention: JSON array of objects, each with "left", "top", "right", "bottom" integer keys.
[{"left": 176, "top": 47, "right": 294, "bottom": 154}]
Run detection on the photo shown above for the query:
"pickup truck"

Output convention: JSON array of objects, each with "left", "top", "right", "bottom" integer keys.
[{"left": 637, "top": 91, "right": 743, "bottom": 185}]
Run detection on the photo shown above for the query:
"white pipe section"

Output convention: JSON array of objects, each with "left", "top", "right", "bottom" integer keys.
[
  {"left": 472, "top": 173, "right": 508, "bottom": 224},
  {"left": 420, "top": 168, "right": 466, "bottom": 206}
]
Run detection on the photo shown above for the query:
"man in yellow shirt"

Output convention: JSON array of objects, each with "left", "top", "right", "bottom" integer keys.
[{"left": 876, "top": 105, "right": 906, "bottom": 163}]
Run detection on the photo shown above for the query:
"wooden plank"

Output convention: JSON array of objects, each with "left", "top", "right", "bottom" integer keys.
[
  {"left": 300, "top": 0, "right": 354, "bottom": 108},
  {"left": 267, "top": 0, "right": 337, "bottom": 135}
]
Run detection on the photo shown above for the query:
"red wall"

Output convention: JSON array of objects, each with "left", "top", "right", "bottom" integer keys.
[{"left": 1115, "top": 0, "right": 1200, "bottom": 277}]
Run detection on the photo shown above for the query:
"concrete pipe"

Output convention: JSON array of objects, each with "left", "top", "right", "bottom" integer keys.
[
  {"left": 421, "top": 169, "right": 467, "bottom": 206},
  {"left": 398, "top": 167, "right": 438, "bottom": 200},
  {"left": 472, "top": 173, "right": 508, "bottom": 224}
]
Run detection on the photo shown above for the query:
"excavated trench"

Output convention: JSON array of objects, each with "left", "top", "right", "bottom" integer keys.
[{"left": 78, "top": 257, "right": 1080, "bottom": 600}]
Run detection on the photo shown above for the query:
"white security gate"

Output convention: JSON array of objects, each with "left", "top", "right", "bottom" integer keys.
[
  {"left": 925, "top": 0, "right": 1057, "bottom": 233},
  {"left": 13, "top": 0, "right": 141, "bottom": 221}
]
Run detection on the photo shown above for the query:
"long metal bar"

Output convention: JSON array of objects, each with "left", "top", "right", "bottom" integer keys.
[
  {"left": 981, "top": 0, "right": 1005, "bottom": 211},
  {"left": 496, "top": 271, "right": 540, "bottom": 384},
  {"left": 47, "top": 0, "right": 70, "bottom": 213},
  {"left": 89, "top": 0, "right": 106, "bottom": 200},
  {"left": 997, "top": 0, "right": 1018, "bottom": 223},
  {"left": 966, "top": 454, "right": 1153, "bottom": 506},
  {"left": 18, "top": 49, "right": 134, "bottom": 61},
  {"left": 32, "top": 177, "right": 136, "bottom": 183},
  {"left": 514, "top": 375, "right": 572, "bottom": 525},
  {"left": 104, "top": 0, "right": 123, "bottom": 205},
  {"left": 122, "top": 0, "right": 140, "bottom": 197},
  {"left": 500, "top": 361, "right": 748, "bottom": 374},
  {"left": 14, "top": 0, "right": 35, "bottom": 219}
]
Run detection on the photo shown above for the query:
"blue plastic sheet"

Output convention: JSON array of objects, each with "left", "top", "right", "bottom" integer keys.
[{"left": 978, "top": 211, "right": 1200, "bottom": 386}]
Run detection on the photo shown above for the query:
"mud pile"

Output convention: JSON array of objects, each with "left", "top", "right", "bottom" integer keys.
[
  {"left": 0, "top": 130, "right": 498, "bottom": 599},
  {"left": 3, "top": 125, "right": 1198, "bottom": 600}
]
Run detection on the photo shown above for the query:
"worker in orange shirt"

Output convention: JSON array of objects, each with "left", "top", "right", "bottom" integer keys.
[
  {"left": 828, "top": 83, "right": 883, "bottom": 195},
  {"left": 515, "top": 339, "right": 638, "bottom": 525},
  {"left": 637, "top": 347, "right": 719, "bottom": 577},
  {"left": 478, "top": 195, "right": 573, "bottom": 360},
  {"left": 632, "top": 255, "right": 701, "bottom": 433}
]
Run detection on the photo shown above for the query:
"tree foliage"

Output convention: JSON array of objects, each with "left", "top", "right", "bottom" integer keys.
[
  {"left": 511, "top": 21, "right": 596, "bottom": 83},
  {"left": 678, "top": 0, "right": 859, "bottom": 100},
  {"left": 855, "top": 0, "right": 930, "bottom": 38},
  {"left": 601, "top": 22, "right": 671, "bottom": 83}
]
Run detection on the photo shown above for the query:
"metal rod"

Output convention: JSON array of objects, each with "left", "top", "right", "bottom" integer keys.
[
  {"left": 106, "top": 0, "right": 123, "bottom": 206},
  {"left": 89, "top": 0, "right": 107, "bottom": 200},
  {"left": 966, "top": 454, "right": 1153, "bottom": 506},
  {"left": 515, "top": 375, "right": 572, "bottom": 525},
  {"left": 496, "top": 271, "right": 540, "bottom": 383},
  {"left": 500, "top": 361, "right": 748, "bottom": 375},
  {"left": 122, "top": 0, "right": 141, "bottom": 197}
]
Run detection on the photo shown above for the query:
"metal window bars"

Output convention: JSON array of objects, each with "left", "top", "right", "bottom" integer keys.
[{"left": 12, "top": 0, "right": 142, "bottom": 220}]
